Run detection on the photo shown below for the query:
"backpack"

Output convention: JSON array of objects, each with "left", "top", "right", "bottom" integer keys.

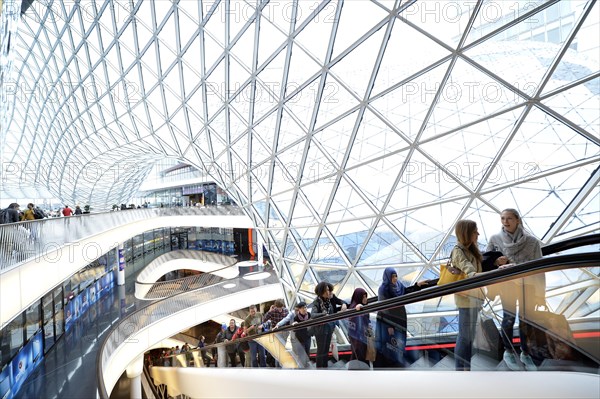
[{"left": 33, "top": 207, "right": 46, "bottom": 220}]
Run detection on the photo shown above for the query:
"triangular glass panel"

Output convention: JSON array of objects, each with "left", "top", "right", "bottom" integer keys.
[
  {"left": 251, "top": 109, "right": 278, "bottom": 163},
  {"left": 257, "top": 17, "right": 288, "bottom": 68},
  {"left": 481, "top": 164, "right": 600, "bottom": 240},
  {"left": 249, "top": 159, "right": 271, "bottom": 196},
  {"left": 312, "top": 266, "right": 348, "bottom": 288},
  {"left": 310, "top": 228, "right": 345, "bottom": 265},
  {"left": 541, "top": 82, "right": 600, "bottom": 142},
  {"left": 420, "top": 58, "right": 529, "bottom": 141},
  {"left": 277, "top": 109, "right": 307, "bottom": 151},
  {"left": 267, "top": 191, "right": 290, "bottom": 228},
  {"left": 157, "top": 18, "right": 179, "bottom": 73},
  {"left": 204, "top": 4, "right": 225, "bottom": 46},
  {"left": 202, "top": 27, "right": 224, "bottom": 71},
  {"left": 329, "top": 25, "right": 386, "bottom": 99},
  {"left": 275, "top": 138, "right": 305, "bottom": 183},
  {"left": 229, "top": 53, "right": 253, "bottom": 92},
  {"left": 176, "top": 2, "right": 200, "bottom": 26},
  {"left": 331, "top": 0, "right": 388, "bottom": 60},
  {"left": 186, "top": 102, "right": 204, "bottom": 136},
  {"left": 357, "top": 219, "right": 405, "bottom": 266},
  {"left": 401, "top": 0, "right": 473, "bottom": 49},
  {"left": 228, "top": 1, "right": 255, "bottom": 41},
  {"left": 182, "top": 34, "right": 203, "bottom": 78},
  {"left": 543, "top": 1, "right": 598, "bottom": 93},
  {"left": 554, "top": 185, "right": 600, "bottom": 240},
  {"left": 312, "top": 108, "right": 359, "bottom": 168},
  {"left": 208, "top": 111, "right": 227, "bottom": 157},
  {"left": 153, "top": 127, "right": 179, "bottom": 155},
  {"left": 299, "top": 268, "right": 318, "bottom": 294},
  {"left": 328, "top": 217, "right": 376, "bottom": 265},
  {"left": 190, "top": 128, "right": 213, "bottom": 159},
  {"left": 287, "top": 259, "right": 307, "bottom": 286},
  {"left": 297, "top": 178, "right": 335, "bottom": 221},
  {"left": 487, "top": 107, "right": 599, "bottom": 185},
  {"left": 344, "top": 152, "right": 407, "bottom": 212},
  {"left": 327, "top": 175, "right": 378, "bottom": 222},
  {"left": 464, "top": 2, "right": 587, "bottom": 93},
  {"left": 270, "top": 160, "right": 297, "bottom": 197},
  {"left": 230, "top": 23, "right": 257, "bottom": 73},
  {"left": 292, "top": 3, "right": 335, "bottom": 64},
  {"left": 372, "top": 16, "right": 452, "bottom": 95},
  {"left": 284, "top": 78, "right": 320, "bottom": 131},
  {"left": 336, "top": 273, "right": 372, "bottom": 304},
  {"left": 286, "top": 45, "right": 322, "bottom": 93},
  {"left": 280, "top": 260, "right": 294, "bottom": 287},
  {"left": 230, "top": 130, "right": 249, "bottom": 166},
  {"left": 230, "top": 85, "right": 252, "bottom": 125},
  {"left": 269, "top": 227, "right": 286, "bottom": 253},
  {"left": 314, "top": 74, "right": 361, "bottom": 130},
  {"left": 205, "top": 59, "right": 226, "bottom": 119},
  {"left": 386, "top": 151, "right": 472, "bottom": 213},
  {"left": 283, "top": 238, "right": 303, "bottom": 263},
  {"left": 386, "top": 201, "right": 468, "bottom": 260},
  {"left": 419, "top": 110, "right": 518, "bottom": 192},
  {"left": 370, "top": 60, "right": 449, "bottom": 141},
  {"left": 228, "top": 107, "right": 249, "bottom": 143}
]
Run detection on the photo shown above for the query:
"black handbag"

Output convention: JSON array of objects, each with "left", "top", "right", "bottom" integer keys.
[{"left": 481, "top": 251, "right": 503, "bottom": 272}]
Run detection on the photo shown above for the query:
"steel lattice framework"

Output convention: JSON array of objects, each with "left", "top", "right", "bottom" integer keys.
[{"left": 1, "top": 0, "right": 599, "bottom": 301}]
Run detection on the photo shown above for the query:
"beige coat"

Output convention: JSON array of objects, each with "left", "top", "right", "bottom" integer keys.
[{"left": 451, "top": 244, "right": 484, "bottom": 308}]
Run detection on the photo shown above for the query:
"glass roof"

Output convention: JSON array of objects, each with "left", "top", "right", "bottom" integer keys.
[{"left": 1, "top": 0, "right": 598, "bottom": 302}]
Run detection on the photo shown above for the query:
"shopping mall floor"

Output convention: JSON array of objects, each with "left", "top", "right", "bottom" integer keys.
[{"left": 14, "top": 279, "right": 141, "bottom": 399}]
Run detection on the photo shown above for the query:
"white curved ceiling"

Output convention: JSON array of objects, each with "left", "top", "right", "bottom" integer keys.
[{"left": 1, "top": 1, "right": 598, "bottom": 302}]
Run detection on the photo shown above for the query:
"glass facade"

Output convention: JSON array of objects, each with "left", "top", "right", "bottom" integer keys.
[
  {"left": 0, "top": 227, "right": 172, "bottom": 373},
  {"left": 0, "top": 2, "right": 598, "bottom": 305}
]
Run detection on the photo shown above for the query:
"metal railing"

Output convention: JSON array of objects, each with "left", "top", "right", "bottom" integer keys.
[{"left": 0, "top": 205, "right": 247, "bottom": 272}]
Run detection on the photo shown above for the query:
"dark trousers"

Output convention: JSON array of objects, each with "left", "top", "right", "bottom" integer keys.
[
  {"left": 227, "top": 351, "right": 237, "bottom": 367},
  {"left": 315, "top": 325, "right": 334, "bottom": 368}
]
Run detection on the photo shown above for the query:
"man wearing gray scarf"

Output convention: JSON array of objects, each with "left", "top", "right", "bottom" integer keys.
[{"left": 486, "top": 208, "right": 543, "bottom": 372}]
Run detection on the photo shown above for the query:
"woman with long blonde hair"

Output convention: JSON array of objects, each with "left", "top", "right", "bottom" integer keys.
[{"left": 452, "top": 219, "right": 483, "bottom": 371}]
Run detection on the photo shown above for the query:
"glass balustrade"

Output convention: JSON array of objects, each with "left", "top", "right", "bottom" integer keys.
[
  {"left": 153, "top": 262, "right": 599, "bottom": 373},
  {"left": 0, "top": 205, "right": 246, "bottom": 271}
]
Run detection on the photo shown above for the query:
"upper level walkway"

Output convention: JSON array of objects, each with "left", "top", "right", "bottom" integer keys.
[
  {"left": 135, "top": 250, "right": 240, "bottom": 299},
  {"left": 0, "top": 206, "right": 253, "bottom": 327}
]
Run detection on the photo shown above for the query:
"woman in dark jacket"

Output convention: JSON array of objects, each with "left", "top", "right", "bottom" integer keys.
[
  {"left": 310, "top": 281, "right": 337, "bottom": 368},
  {"left": 348, "top": 287, "right": 370, "bottom": 363},
  {"left": 376, "top": 267, "right": 426, "bottom": 367}
]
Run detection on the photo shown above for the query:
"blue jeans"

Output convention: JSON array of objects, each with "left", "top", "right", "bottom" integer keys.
[
  {"left": 455, "top": 307, "right": 478, "bottom": 371},
  {"left": 248, "top": 340, "right": 266, "bottom": 367}
]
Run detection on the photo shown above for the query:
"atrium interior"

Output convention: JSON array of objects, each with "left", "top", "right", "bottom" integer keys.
[{"left": 0, "top": 0, "right": 598, "bottom": 398}]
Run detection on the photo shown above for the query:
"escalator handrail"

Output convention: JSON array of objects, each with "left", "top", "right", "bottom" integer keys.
[
  {"left": 190, "top": 251, "right": 599, "bottom": 355},
  {"left": 541, "top": 233, "right": 599, "bottom": 256}
]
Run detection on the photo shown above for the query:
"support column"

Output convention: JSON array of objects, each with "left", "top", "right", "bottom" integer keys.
[
  {"left": 117, "top": 243, "right": 125, "bottom": 286},
  {"left": 126, "top": 355, "right": 144, "bottom": 399},
  {"left": 257, "top": 230, "right": 264, "bottom": 266}
]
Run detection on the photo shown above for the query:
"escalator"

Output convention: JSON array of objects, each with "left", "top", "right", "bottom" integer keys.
[{"left": 99, "top": 235, "right": 600, "bottom": 398}]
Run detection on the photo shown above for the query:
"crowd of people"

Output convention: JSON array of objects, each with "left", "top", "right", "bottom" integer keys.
[
  {"left": 182, "top": 208, "right": 544, "bottom": 372},
  {"left": 0, "top": 203, "right": 91, "bottom": 224}
]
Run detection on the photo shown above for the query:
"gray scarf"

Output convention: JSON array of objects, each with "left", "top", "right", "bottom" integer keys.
[{"left": 499, "top": 225, "right": 540, "bottom": 264}]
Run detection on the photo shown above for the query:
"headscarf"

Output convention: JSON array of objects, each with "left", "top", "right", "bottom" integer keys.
[
  {"left": 378, "top": 267, "right": 406, "bottom": 301},
  {"left": 349, "top": 288, "right": 367, "bottom": 309}
]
